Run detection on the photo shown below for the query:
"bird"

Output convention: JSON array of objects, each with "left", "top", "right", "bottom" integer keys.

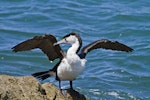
[{"left": 12, "top": 32, "right": 133, "bottom": 90}]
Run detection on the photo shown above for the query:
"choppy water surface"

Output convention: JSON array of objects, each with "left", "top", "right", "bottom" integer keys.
[{"left": 0, "top": 0, "right": 150, "bottom": 99}]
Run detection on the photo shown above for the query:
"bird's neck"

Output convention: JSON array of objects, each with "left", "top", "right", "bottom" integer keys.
[{"left": 67, "top": 41, "right": 80, "bottom": 55}]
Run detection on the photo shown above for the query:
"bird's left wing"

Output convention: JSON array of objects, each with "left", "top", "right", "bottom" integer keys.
[
  {"left": 79, "top": 39, "right": 133, "bottom": 58},
  {"left": 12, "top": 34, "right": 64, "bottom": 61}
]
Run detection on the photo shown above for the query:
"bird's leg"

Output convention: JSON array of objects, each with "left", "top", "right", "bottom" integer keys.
[
  {"left": 59, "top": 80, "right": 61, "bottom": 90},
  {"left": 56, "top": 73, "right": 67, "bottom": 97},
  {"left": 70, "top": 81, "right": 73, "bottom": 90},
  {"left": 58, "top": 80, "right": 67, "bottom": 98},
  {"left": 56, "top": 71, "right": 62, "bottom": 90}
]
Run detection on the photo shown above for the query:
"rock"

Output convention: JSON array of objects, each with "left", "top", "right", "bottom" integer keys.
[{"left": 0, "top": 75, "right": 89, "bottom": 100}]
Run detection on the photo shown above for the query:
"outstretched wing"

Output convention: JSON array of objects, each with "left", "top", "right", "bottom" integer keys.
[
  {"left": 12, "top": 34, "right": 64, "bottom": 61},
  {"left": 80, "top": 39, "right": 133, "bottom": 58}
]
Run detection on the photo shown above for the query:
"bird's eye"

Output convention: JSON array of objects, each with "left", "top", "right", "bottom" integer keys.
[{"left": 65, "top": 38, "right": 68, "bottom": 42}]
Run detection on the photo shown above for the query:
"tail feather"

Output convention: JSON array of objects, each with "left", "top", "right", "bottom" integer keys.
[{"left": 32, "top": 70, "right": 55, "bottom": 80}]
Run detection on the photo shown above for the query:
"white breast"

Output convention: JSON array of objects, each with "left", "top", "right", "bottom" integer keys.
[{"left": 57, "top": 54, "right": 86, "bottom": 81}]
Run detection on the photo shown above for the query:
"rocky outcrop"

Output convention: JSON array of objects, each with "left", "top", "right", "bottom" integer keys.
[{"left": 0, "top": 75, "right": 89, "bottom": 100}]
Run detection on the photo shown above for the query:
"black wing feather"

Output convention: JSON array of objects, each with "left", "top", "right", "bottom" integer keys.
[
  {"left": 12, "top": 34, "right": 63, "bottom": 61},
  {"left": 80, "top": 39, "right": 133, "bottom": 58}
]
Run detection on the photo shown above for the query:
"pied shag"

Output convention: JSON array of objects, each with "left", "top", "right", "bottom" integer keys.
[{"left": 12, "top": 32, "right": 133, "bottom": 90}]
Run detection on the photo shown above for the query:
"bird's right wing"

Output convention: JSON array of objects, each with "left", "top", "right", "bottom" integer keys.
[
  {"left": 12, "top": 34, "right": 64, "bottom": 61},
  {"left": 79, "top": 39, "right": 133, "bottom": 58}
]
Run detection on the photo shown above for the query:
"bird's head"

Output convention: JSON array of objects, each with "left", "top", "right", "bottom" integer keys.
[
  {"left": 54, "top": 32, "right": 82, "bottom": 46},
  {"left": 53, "top": 32, "right": 82, "bottom": 53}
]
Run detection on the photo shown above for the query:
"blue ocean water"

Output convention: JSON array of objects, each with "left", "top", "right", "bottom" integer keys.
[{"left": 0, "top": 0, "right": 150, "bottom": 99}]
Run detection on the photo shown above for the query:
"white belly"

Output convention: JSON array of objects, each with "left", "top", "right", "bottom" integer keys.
[{"left": 57, "top": 57, "right": 86, "bottom": 81}]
